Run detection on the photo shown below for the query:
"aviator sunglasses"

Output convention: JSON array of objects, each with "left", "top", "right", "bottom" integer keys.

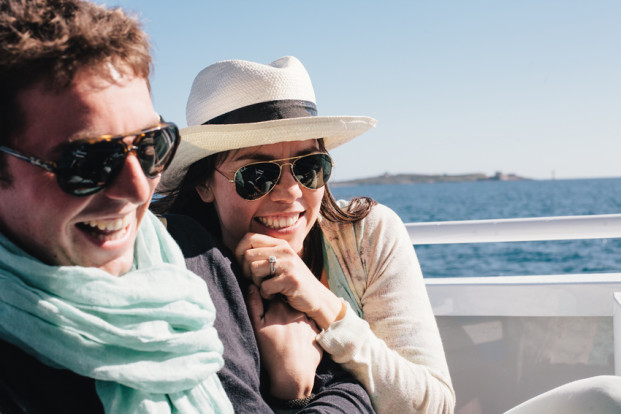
[
  {"left": 0, "top": 120, "right": 180, "bottom": 196},
  {"left": 216, "top": 152, "right": 334, "bottom": 200}
]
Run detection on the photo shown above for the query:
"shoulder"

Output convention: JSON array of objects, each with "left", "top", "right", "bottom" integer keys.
[
  {"left": 333, "top": 199, "right": 401, "bottom": 220},
  {"left": 0, "top": 339, "right": 102, "bottom": 413},
  {"left": 320, "top": 199, "right": 402, "bottom": 229},
  {"left": 161, "top": 213, "right": 226, "bottom": 259},
  {"left": 356, "top": 204, "right": 411, "bottom": 261},
  {"left": 161, "top": 213, "right": 208, "bottom": 236},
  {"left": 365, "top": 202, "right": 403, "bottom": 226},
  {"left": 320, "top": 200, "right": 406, "bottom": 252},
  {"left": 334, "top": 199, "right": 404, "bottom": 233}
]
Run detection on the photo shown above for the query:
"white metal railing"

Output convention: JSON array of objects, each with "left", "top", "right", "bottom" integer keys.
[
  {"left": 405, "top": 214, "right": 621, "bottom": 376},
  {"left": 405, "top": 213, "right": 621, "bottom": 245},
  {"left": 408, "top": 214, "right": 621, "bottom": 316},
  {"left": 406, "top": 214, "right": 621, "bottom": 407}
]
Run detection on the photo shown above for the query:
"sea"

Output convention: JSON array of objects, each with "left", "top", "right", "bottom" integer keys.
[{"left": 331, "top": 177, "right": 621, "bottom": 278}]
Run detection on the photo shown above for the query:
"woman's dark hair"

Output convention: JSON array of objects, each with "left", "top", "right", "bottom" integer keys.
[
  {"left": 151, "top": 139, "right": 376, "bottom": 278},
  {"left": 151, "top": 151, "right": 228, "bottom": 240}
]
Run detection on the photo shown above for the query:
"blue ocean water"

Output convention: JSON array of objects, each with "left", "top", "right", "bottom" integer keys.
[{"left": 331, "top": 178, "right": 621, "bottom": 278}]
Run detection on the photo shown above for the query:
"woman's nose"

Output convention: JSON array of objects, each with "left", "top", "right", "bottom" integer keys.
[{"left": 269, "top": 163, "right": 302, "bottom": 202}]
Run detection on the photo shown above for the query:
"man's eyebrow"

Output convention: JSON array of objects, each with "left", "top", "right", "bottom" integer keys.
[{"left": 54, "top": 117, "right": 162, "bottom": 151}]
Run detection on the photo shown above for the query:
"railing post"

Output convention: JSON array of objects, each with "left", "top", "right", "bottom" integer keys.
[{"left": 614, "top": 292, "right": 621, "bottom": 376}]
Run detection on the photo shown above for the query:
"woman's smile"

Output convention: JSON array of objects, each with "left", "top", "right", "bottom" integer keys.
[{"left": 255, "top": 212, "right": 302, "bottom": 230}]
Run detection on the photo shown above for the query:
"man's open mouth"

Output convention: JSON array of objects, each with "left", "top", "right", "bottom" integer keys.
[{"left": 76, "top": 215, "right": 131, "bottom": 241}]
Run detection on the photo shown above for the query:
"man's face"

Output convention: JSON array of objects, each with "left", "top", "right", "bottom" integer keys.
[{"left": 0, "top": 69, "right": 160, "bottom": 276}]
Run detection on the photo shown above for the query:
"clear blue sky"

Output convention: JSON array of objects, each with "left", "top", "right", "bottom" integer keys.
[{"left": 101, "top": 0, "right": 620, "bottom": 181}]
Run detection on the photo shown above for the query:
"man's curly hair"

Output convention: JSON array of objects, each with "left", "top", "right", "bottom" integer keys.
[{"left": 0, "top": 0, "right": 152, "bottom": 180}]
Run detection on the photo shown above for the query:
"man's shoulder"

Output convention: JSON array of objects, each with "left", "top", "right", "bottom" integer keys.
[
  {"left": 0, "top": 339, "right": 102, "bottom": 413},
  {"left": 159, "top": 213, "right": 242, "bottom": 293},
  {"left": 160, "top": 213, "right": 225, "bottom": 258},
  {"left": 159, "top": 213, "right": 210, "bottom": 237}
]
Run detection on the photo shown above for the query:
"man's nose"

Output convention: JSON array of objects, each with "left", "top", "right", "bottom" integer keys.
[{"left": 103, "top": 152, "right": 153, "bottom": 204}]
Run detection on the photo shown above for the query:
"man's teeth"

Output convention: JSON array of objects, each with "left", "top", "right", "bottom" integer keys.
[
  {"left": 84, "top": 216, "right": 131, "bottom": 232},
  {"left": 257, "top": 214, "right": 299, "bottom": 229}
]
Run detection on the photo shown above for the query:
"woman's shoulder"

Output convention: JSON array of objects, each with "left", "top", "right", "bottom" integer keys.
[
  {"left": 324, "top": 199, "right": 405, "bottom": 239},
  {"left": 334, "top": 199, "right": 403, "bottom": 225}
]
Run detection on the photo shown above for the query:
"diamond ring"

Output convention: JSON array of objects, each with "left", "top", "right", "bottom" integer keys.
[{"left": 268, "top": 255, "right": 277, "bottom": 275}]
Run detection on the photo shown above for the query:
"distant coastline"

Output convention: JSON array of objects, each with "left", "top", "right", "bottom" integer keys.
[{"left": 332, "top": 171, "right": 528, "bottom": 186}]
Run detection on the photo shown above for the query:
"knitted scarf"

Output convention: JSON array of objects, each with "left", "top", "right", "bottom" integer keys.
[{"left": 0, "top": 211, "right": 233, "bottom": 413}]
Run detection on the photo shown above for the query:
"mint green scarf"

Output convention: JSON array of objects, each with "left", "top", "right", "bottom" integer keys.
[{"left": 0, "top": 211, "right": 233, "bottom": 413}]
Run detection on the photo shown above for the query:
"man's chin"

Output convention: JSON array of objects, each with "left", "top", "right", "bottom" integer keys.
[
  {"left": 96, "top": 254, "right": 135, "bottom": 276},
  {"left": 75, "top": 244, "right": 136, "bottom": 276}
]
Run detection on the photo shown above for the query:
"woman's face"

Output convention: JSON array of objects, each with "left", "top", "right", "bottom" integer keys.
[{"left": 199, "top": 139, "right": 325, "bottom": 254}]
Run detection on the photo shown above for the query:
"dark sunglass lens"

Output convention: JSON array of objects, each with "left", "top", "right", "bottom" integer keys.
[
  {"left": 235, "top": 162, "right": 281, "bottom": 200},
  {"left": 56, "top": 141, "right": 126, "bottom": 196},
  {"left": 293, "top": 154, "right": 332, "bottom": 189},
  {"left": 137, "top": 125, "right": 179, "bottom": 177}
]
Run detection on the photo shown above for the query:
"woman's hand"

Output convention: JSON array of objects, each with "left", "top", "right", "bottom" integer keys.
[
  {"left": 247, "top": 284, "right": 322, "bottom": 399},
  {"left": 235, "top": 233, "right": 343, "bottom": 329}
]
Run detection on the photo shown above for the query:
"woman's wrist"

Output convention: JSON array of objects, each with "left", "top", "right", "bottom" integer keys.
[{"left": 310, "top": 295, "right": 347, "bottom": 330}]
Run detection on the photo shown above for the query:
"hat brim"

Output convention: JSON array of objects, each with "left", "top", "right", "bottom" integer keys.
[{"left": 157, "top": 115, "right": 377, "bottom": 193}]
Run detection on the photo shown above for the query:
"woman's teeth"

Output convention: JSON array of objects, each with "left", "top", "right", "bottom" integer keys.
[{"left": 257, "top": 214, "right": 299, "bottom": 229}]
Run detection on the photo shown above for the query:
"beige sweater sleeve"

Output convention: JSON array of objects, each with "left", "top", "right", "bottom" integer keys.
[{"left": 317, "top": 203, "right": 455, "bottom": 413}]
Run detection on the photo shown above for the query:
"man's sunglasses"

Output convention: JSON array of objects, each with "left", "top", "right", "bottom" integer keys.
[
  {"left": 0, "top": 121, "right": 180, "bottom": 196},
  {"left": 216, "top": 152, "right": 333, "bottom": 200}
]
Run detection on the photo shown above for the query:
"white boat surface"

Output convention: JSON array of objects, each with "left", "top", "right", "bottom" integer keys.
[{"left": 408, "top": 214, "right": 621, "bottom": 413}]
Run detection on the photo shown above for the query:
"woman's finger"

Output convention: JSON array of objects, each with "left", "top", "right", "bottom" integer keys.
[
  {"left": 235, "top": 233, "right": 288, "bottom": 279},
  {"left": 246, "top": 254, "right": 279, "bottom": 287}
]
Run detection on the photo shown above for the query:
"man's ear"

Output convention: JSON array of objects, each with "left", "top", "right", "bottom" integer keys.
[{"left": 196, "top": 184, "right": 214, "bottom": 202}]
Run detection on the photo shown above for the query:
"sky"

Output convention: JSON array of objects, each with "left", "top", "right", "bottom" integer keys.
[{"left": 101, "top": 0, "right": 620, "bottom": 182}]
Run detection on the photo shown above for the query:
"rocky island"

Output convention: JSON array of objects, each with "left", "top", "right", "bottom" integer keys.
[{"left": 333, "top": 171, "right": 526, "bottom": 186}]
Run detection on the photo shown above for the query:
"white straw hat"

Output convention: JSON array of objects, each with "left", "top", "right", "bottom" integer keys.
[{"left": 158, "top": 56, "right": 377, "bottom": 192}]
